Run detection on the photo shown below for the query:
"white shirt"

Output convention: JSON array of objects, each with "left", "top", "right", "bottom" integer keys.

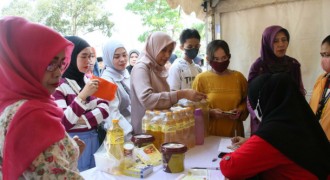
[{"left": 167, "top": 58, "right": 202, "bottom": 90}]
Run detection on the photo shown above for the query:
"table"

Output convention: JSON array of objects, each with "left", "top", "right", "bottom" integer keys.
[{"left": 81, "top": 136, "right": 227, "bottom": 180}]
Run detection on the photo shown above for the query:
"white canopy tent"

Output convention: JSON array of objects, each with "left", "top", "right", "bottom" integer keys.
[{"left": 163, "top": 0, "right": 329, "bottom": 100}]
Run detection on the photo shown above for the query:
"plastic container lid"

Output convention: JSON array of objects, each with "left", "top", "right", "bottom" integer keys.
[
  {"left": 161, "top": 142, "right": 187, "bottom": 154},
  {"left": 194, "top": 108, "right": 203, "bottom": 116},
  {"left": 131, "top": 134, "right": 155, "bottom": 147}
]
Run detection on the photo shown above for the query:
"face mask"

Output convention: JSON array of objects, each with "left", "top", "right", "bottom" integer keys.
[
  {"left": 209, "top": 60, "right": 230, "bottom": 73},
  {"left": 321, "top": 57, "right": 330, "bottom": 73},
  {"left": 185, "top": 48, "right": 199, "bottom": 59}
]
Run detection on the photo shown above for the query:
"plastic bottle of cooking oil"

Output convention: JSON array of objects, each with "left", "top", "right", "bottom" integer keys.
[{"left": 107, "top": 119, "right": 124, "bottom": 175}]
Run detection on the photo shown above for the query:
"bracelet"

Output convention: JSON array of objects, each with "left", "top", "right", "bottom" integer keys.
[{"left": 76, "top": 96, "right": 87, "bottom": 105}]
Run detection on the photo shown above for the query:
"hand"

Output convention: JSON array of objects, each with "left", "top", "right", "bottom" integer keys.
[
  {"left": 210, "top": 108, "right": 227, "bottom": 119},
  {"left": 73, "top": 135, "right": 86, "bottom": 157},
  {"left": 227, "top": 136, "right": 248, "bottom": 150},
  {"left": 228, "top": 109, "right": 241, "bottom": 120},
  {"left": 76, "top": 117, "right": 87, "bottom": 125},
  {"left": 178, "top": 89, "right": 207, "bottom": 102},
  {"left": 78, "top": 79, "right": 100, "bottom": 101}
]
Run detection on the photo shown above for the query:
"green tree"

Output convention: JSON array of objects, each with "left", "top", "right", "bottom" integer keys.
[
  {"left": 1, "top": 0, "right": 35, "bottom": 21},
  {"left": 1, "top": 0, "right": 114, "bottom": 37},
  {"left": 126, "top": 0, "right": 182, "bottom": 42}
]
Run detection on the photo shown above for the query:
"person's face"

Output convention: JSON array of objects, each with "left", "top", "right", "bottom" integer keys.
[
  {"left": 321, "top": 42, "right": 330, "bottom": 59},
  {"left": 129, "top": 52, "right": 139, "bottom": 66},
  {"left": 113, "top": 47, "right": 128, "bottom": 71},
  {"left": 207, "top": 48, "right": 229, "bottom": 63},
  {"left": 272, "top": 31, "right": 289, "bottom": 58},
  {"left": 98, "top": 61, "right": 104, "bottom": 70},
  {"left": 180, "top": 38, "right": 201, "bottom": 51},
  {"left": 77, "top": 47, "right": 94, "bottom": 73},
  {"left": 155, "top": 42, "right": 175, "bottom": 66},
  {"left": 42, "top": 50, "right": 66, "bottom": 94}
]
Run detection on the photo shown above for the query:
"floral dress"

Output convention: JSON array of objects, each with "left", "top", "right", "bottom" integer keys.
[{"left": 0, "top": 100, "right": 84, "bottom": 179}]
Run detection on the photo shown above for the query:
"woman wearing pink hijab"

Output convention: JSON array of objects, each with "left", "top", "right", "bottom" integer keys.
[
  {"left": 130, "top": 31, "right": 207, "bottom": 134},
  {"left": 0, "top": 16, "right": 84, "bottom": 179}
]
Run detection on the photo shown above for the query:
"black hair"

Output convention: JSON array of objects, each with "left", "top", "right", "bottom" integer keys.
[
  {"left": 97, "top": 57, "right": 103, "bottom": 62},
  {"left": 321, "top": 35, "right": 330, "bottom": 45},
  {"left": 206, "top": 40, "right": 230, "bottom": 61},
  {"left": 179, "top": 29, "right": 201, "bottom": 45}
]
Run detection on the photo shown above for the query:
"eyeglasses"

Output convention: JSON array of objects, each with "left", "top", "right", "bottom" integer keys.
[
  {"left": 212, "top": 55, "right": 229, "bottom": 62},
  {"left": 320, "top": 53, "right": 330, "bottom": 58},
  {"left": 46, "top": 61, "right": 68, "bottom": 72}
]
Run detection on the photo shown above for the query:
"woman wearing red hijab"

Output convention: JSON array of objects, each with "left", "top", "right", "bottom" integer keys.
[{"left": 0, "top": 16, "right": 84, "bottom": 179}]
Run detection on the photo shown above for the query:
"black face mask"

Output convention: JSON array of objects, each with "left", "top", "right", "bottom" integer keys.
[{"left": 185, "top": 48, "right": 199, "bottom": 59}]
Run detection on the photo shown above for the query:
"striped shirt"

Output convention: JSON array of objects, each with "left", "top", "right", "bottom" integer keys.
[{"left": 53, "top": 78, "right": 110, "bottom": 132}]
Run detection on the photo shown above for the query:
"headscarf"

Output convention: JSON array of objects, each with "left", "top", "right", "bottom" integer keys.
[
  {"left": 248, "top": 25, "right": 305, "bottom": 94},
  {"left": 102, "top": 39, "right": 129, "bottom": 80},
  {"left": 137, "top": 31, "right": 176, "bottom": 77},
  {"left": 128, "top": 49, "right": 140, "bottom": 64},
  {"left": 0, "top": 16, "right": 73, "bottom": 179},
  {"left": 248, "top": 73, "right": 330, "bottom": 179},
  {"left": 63, "top": 36, "right": 90, "bottom": 88},
  {"left": 257, "top": 25, "right": 295, "bottom": 74}
]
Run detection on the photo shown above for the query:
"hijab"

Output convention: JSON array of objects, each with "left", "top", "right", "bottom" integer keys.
[
  {"left": 102, "top": 39, "right": 130, "bottom": 81},
  {"left": 63, "top": 36, "right": 90, "bottom": 88},
  {"left": 137, "top": 31, "right": 176, "bottom": 78},
  {"left": 260, "top": 25, "right": 293, "bottom": 73},
  {"left": 248, "top": 73, "right": 330, "bottom": 179},
  {"left": 128, "top": 49, "right": 140, "bottom": 65},
  {"left": 0, "top": 16, "right": 73, "bottom": 179}
]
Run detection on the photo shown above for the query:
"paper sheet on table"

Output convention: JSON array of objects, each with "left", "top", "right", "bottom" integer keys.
[{"left": 218, "top": 138, "right": 234, "bottom": 153}]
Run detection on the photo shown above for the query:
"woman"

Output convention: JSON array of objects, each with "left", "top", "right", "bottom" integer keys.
[
  {"left": 53, "top": 36, "right": 110, "bottom": 171},
  {"left": 130, "top": 31, "right": 207, "bottom": 134},
  {"left": 192, "top": 40, "right": 248, "bottom": 137},
  {"left": 126, "top": 49, "right": 139, "bottom": 74},
  {"left": 91, "top": 47, "right": 101, "bottom": 77},
  {"left": 101, "top": 39, "right": 133, "bottom": 140},
  {"left": 0, "top": 16, "right": 83, "bottom": 179},
  {"left": 221, "top": 73, "right": 330, "bottom": 179},
  {"left": 248, "top": 25, "right": 305, "bottom": 134},
  {"left": 310, "top": 35, "right": 330, "bottom": 140}
]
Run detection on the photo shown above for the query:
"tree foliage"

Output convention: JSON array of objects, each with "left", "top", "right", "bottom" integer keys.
[
  {"left": 126, "top": 0, "right": 182, "bottom": 42},
  {"left": 1, "top": 0, "right": 114, "bottom": 37}
]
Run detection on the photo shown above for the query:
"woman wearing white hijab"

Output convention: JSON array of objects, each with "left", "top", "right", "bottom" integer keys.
[{"left": 101, "top": 39, "right": 132, "bottom": 140}]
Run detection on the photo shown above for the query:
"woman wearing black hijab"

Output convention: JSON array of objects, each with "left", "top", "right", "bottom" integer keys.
[
  {"left": 220, "top": 73, "right": 330, "bottom": 179},
  {"left": 53, "top": 36, "right": 110, "bottom": 171}
]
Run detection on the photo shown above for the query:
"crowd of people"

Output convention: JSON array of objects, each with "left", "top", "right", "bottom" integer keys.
[{"left": 0, "top": 15, "right": 329, "bottom": 179}]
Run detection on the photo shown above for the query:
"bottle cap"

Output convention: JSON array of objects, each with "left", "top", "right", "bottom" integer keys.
[{"left": 194, "top": 108, "right": 203, "bottom": 116}]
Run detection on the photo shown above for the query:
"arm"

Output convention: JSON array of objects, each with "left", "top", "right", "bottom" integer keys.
[
  {"left": 235, "top": 73, "right": 249, "bottom": 121},
  {"left": 79, "top": 98, "right": 110, "bottom": 129},
  {"left": 53, "top": 83, "right": 109, "bottom": 130},
  {"left": 131, "top": 64, "right": 178, "bottom": 110},
  {"left": 220, "top": 135, "right": 287, "bottom": 179},
  {"left": 23, "top": 135, "right": 83, "bottom": 179}
]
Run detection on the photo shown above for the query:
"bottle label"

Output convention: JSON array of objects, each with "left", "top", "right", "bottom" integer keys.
[{"left": 109, "top": 133, "right": 124, "bottom": 144}]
